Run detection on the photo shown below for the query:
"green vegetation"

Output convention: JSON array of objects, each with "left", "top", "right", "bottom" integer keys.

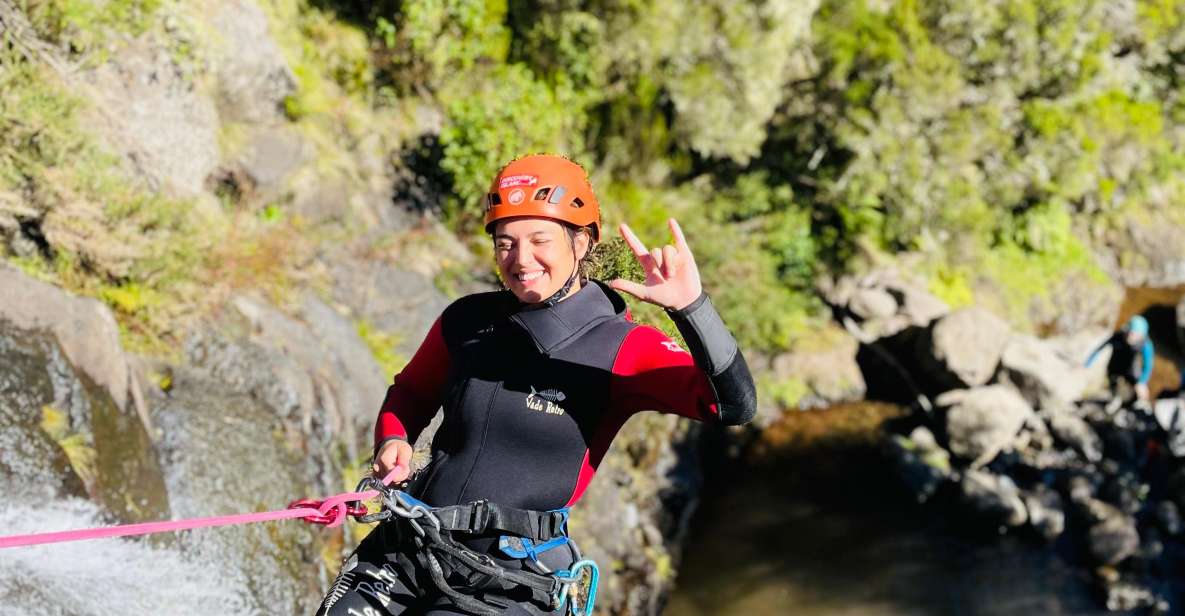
[
  {"left": 356, "top": 319, "right": 407, "bottom": 377},
  {"left": 7, "top": 0, "right": 1185, "bottom": 367}
]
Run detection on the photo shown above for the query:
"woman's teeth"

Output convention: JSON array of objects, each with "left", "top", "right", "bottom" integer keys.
[{"left": 517, "top": 271, "right": 544, "bottom": 282}]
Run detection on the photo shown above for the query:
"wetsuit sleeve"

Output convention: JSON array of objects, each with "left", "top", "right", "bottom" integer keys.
[
  {"left": 374, "top": 317, "right": 450, "bottom": 453},
  {"left": 1139, "top": 340, "right": 1154, "bottom": 385},
  {"left": 1085, "top": 338, "right": 1111, "bottom": 368},
  {"left": 610, "top": 294, "right": 756, "bottom": 426}
]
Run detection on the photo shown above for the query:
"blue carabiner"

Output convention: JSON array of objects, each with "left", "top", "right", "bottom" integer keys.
[{"left": 555, "top": 559, "right": 599, "bottom": 615}]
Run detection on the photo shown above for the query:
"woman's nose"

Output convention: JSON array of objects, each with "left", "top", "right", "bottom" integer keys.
[{"left": 514, "top": 246, "right": 536, "bottom": 267}]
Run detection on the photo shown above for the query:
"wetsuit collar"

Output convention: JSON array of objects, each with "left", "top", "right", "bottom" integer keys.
[{"left": 509, "top": 280, "right": 626, "bottom": 356}]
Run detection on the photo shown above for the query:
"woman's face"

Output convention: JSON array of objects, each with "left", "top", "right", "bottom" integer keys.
[{"left": 494, "top": 218, "right": 589, "bottom": 304}]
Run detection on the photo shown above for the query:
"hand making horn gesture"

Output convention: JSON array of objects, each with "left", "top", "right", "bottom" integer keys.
[{"left": 609, "top": 218, "right": 703, "bottom": 311}]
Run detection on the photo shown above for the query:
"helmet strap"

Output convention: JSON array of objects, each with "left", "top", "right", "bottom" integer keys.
[{"left": 539, "top": 228, "right": 584, "bottom": 308}]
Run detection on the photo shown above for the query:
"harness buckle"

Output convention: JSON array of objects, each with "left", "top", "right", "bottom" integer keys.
[
  {"left": 470, "top": 499, "right": 491, "bottom": 533},
  {"left": 548, "top": 510, "right": 568, "bottom": 538}
]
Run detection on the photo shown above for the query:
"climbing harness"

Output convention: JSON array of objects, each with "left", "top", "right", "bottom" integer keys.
[{"left": 349, "top": 476, "right": 600, "bottom": 615}]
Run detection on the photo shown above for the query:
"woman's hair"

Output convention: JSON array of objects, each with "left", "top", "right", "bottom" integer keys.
[{"left": 563, "top": 224, "right": 596, "bottom": 280}]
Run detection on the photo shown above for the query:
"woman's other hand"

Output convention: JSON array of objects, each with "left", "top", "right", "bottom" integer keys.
[
  {"left": 610, "top": 218, "right": 703, "bottom": 311},
  {"left": 372, "top": 439, "right": 413, "bottom": 484}
]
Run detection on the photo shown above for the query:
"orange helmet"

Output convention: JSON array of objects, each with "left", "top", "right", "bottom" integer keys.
[{"left": 484, "top": 154, "right": 601, "bottom": 241}]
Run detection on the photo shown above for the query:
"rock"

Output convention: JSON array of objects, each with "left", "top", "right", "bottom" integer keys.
[
  {"left": 1067, "top": 475, "right": 1096, "bottom": 504},
  {"left": 888, "top": 280, "right": 950, "bottom": 327},
  {"left": 222, "top": 294, "right": 386, "bottom": 442},
  {"left": 959, "top": 469, "right": 1028, "bottom": 528},
  {"left": 291, "top": 176, "right": 353, "bottom": 226},
  {"left": 1045, "top": 327, "right": 1113, "bottom": 394},
  {"left": 1085, "top": 500, "right": 1140, "bottom": 565},
  {"left": 1152, "top": 398, "right": 1185, "bottom": 457},
  {"left": 151, "top": 368, "right": 323, "bottom": 614},
  {"left": 944, "top": 385, "right": 1033, "bottom": 466},
  {"left": 0, "top": 319, "right": 168, "bottom": 523},
  {"left": 1100, "top": 213, "right": 1185, "bottom": 288},
  {"left": 208, "top": 0, "right": 297, "bottom": 123},
  {"left": 83, "top": 39, "right": 219, "bottom": 197},
  {"left": 849, "top": 287, "right": 897, "bottom": 321},
  {"left": 823, "top": 269, "right": 949, "bottom": 340},
  {"left": 885, "top": 426, "right": 951, "bottom": 503},
  {"left": 1022, "top": 486, "right": 1065, "bottom": 541},
  {"left": 768, "top": 331, "right": 867, "bottom": 408},
  {"left": 329, "top": 261, "right": 450, "bottom": 359},
  {"left": 999, "top": 335, "right": 1090, "bottom": 408},
  {"left": 1022, "top": 268, "right": 1123, "bottom": 336},
  {"left": 1155, "top": 501, "right": 1182, "bottom": 537},
  {"left": 185, "top": 330, "right": 314, "bottom": 422},
  {"left": 1102, "top": 579, "right": 1157, "bottom": 612},
  {"left": 1047, "top": 411, "right": 1103, "bottom": 463},
  {"left": 238, "top": 128, "right": 310, "bottom": 192},
  {"left": 1100, "top": 472, "right": 1145, "bottom": 515},
  {"left": 0, "top": 266, "right": 142, "bottom": 421},
  {"left": 919, "top": 307, "right": 1011, "bottom": 390}
]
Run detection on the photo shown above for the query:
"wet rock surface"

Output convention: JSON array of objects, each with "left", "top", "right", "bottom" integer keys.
[{"left": 151, "top": 367, "right": 324, "bottom": 614}]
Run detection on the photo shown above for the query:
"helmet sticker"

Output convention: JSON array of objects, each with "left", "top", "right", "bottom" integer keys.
[
  {"left": 661, "top": 340, "right": 687, "bottom": 354},
  {"left": 508, "top": 188, "right": 526, "bottom": 205},
  {"left": 499, "top": 174, "right": 539, "bottom": 189}
]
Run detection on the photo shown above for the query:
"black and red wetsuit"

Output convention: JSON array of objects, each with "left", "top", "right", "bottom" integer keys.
[{"left": 318, "top": 280, "right": 755, "bottom": 615}]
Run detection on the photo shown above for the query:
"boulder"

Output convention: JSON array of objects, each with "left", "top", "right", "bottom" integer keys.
[
  {"left": 944, "top": 385, "right": 1033, "bottom": 466},
  {"left": 886, "top": 278, "right": 950, "bottom": 327},
  {"left": 959, "top": 469, "right": 1028, "bottom": 528},
  {"left": 1023, "top": 486, "right": 1065, "bottom": 541},
  {"left": 1000, "top": 334, "right": 1091, "bottom": 408},
  {"left": 1087, "top": 503, "right": 1140, "bottom": 566},
  {"left": 0, "top": 266, "right": 142, "bottom": 420},
  {"left": 885, "top": 426, "right": 951, "bottom": 503},
  {"left": 919, "top": 307, "right": 1011, "bottom": 391},
  {"left": 768, "top": 331, "right": 867, "bottom": 408},
  {"left": 849, "top": 287, "right": 897, "bottom": 321},
  {"left": 1047, "top": 410, "right": 1104, "bottom": 463},
  {"left": 208, "top": 0, "right": 297, "bottom": 123}
]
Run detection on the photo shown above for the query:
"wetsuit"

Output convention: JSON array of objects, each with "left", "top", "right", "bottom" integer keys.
[
  {"left": 318, "top": 280, "right": 755, "bottom": 615},
  {"left": 1086, "top": 332, "right": 1154, "bottom": 390}
]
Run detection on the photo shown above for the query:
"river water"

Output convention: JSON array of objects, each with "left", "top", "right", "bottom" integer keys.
[{"left": 666, "top": 403, "right": 1109, "bottom": 616}]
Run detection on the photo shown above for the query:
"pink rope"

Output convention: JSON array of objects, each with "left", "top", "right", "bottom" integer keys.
[{"left": 0, "top": 468, "right": 404, "bottom": 550}]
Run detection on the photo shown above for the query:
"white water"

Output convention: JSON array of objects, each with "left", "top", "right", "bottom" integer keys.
[{"left": 0, "top": 500, "right": 254, "bottom": 616}]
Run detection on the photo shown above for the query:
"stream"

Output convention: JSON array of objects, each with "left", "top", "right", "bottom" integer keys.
[{"left": 666, "top": 403, "right": 1109, "bottom": 616}]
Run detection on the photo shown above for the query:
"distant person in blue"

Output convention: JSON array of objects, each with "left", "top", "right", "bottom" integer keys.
[{"left": 1087, "top": 315, "right": 1154, "bottom": 404}]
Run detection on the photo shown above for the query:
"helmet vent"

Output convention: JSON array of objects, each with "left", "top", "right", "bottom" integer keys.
[
  {"left": 570, "top": 197, "right": 585, "bottom": 209},
  {"left": 534, "top": 187, "right": 551, "bottom": 201},
  {"left": 487, "top": 193, "right": 502, "bottom": 207},
  {"left": 547, "top": 186, "right": 567, "bottom": 204}
]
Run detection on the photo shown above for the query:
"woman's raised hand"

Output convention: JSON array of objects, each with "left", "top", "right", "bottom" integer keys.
[{"left": 609, "top": 218, "right": 702, "bottom": 311}]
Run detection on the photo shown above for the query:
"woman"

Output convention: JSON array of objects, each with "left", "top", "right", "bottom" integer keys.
[{"left": 317, "top": 154, "right": 756, "bottom": 615}]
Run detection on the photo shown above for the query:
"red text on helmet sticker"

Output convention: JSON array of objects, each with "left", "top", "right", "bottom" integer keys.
[
  {"left": 499, "top": 175, "right": 539, "bottom": 189},
  {"left": 508, "top": 188, "right": 526, "bottom": 205}
]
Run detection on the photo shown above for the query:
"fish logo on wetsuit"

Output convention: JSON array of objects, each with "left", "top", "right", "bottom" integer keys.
[{"left": 526, "top": 386, "right": 567, "bottom": 416}]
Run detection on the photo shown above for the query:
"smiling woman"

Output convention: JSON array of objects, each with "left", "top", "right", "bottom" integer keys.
[{"left": 315, "top": 154, "right": 757, "bottom": 616}]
